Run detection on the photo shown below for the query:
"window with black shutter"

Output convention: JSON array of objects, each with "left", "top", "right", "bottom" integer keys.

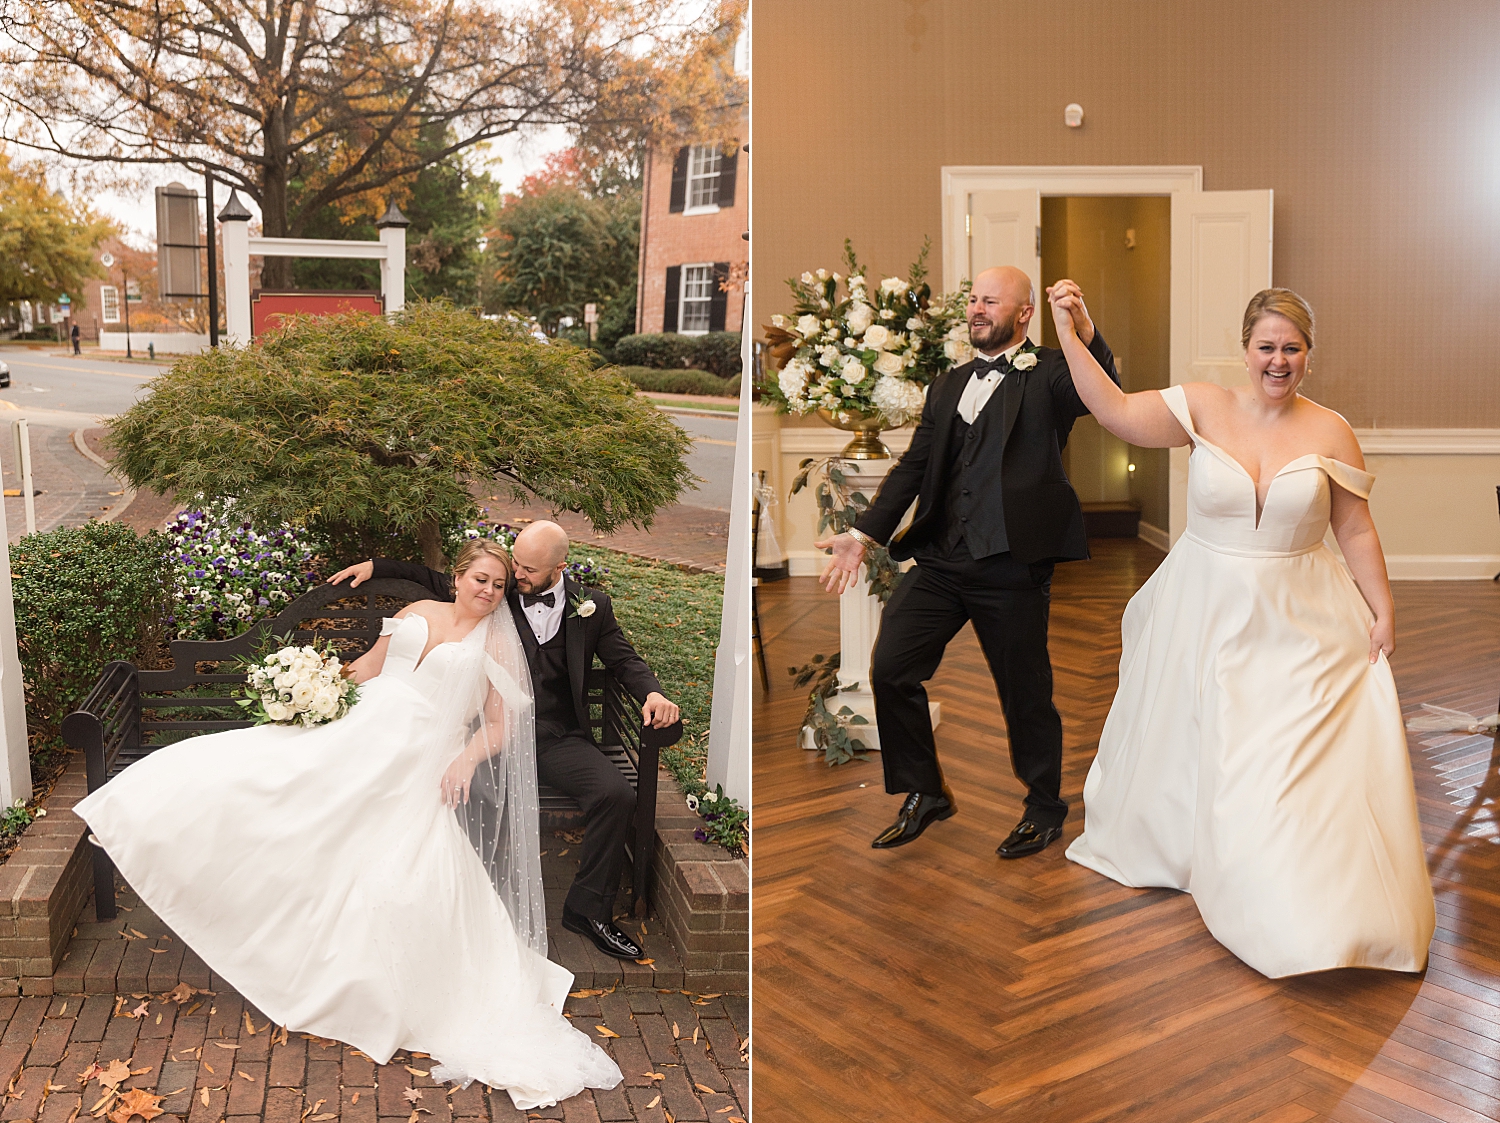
[
  {"left": 663, "top": 265, "right": 681, "bottom": 332},
  {"left": 716, "top": 147, "right": 738, "bottom": 208},
  {"left": 668, "top": 148, "right": 689, "bottom": 213},
  {"left": 708, "top": 262, "right": 730, "bottom": 332}
]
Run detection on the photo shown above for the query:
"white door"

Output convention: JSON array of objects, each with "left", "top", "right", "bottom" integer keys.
[
  {"left": 1168, "top": 188, "right": 1273, "bottom": 541},
  {"left": 967, "top": 189, "right": 1042, "bottom": 344}
]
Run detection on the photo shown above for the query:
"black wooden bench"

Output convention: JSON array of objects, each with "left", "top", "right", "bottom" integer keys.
[{"left": 61, "top": 578, "right": 677, "bottom": 921}]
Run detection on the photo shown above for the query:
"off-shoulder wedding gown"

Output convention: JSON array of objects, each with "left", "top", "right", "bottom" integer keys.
[
  {"left": 76, "top": 612, "right": 622, "bottom": 1108},
  {"left": 1066, "top": 386, "right": 1435, "bottom": 978}
]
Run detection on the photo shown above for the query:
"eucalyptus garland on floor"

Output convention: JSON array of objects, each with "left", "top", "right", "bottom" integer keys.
[{"left": 788, "top": 457, "right": 901, "bottom": 765}]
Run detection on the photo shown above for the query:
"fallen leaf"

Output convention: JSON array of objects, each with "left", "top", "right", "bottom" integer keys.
[
  {"left": 148, "top": 949, "right": 167, "bottom": 955},
  {"left": 729, "top": 1118, "right": 746, "bottom": 1123},
  {"left": 95, "top": 1061, "right": 131, "bottom": 1090},
  {"left": 159, "top": 1090, "right": 186, "bottom": 1098},
  {"left": 349, "top": 1050, "right": 373, "bottom": 1061},
  {"left": 308, "top": 1115, "right": 336, "bottom": 1121},
  {"left": 299, "top": 1097, "right": 325, "bottom": 1122},
  {"left": 693, "top": 1027, "right": 699, "bottom": 1045},
  {"left": 558, "top": 849, "right": 569, "bottom": 857},
  {"left": 128, "top": 929, "right": 148, "bottom": 940},
  {"left": 198, "top": 1090, "right": 208, "bottom": 1108},
  {"left": 644, "top": 1072, "right": 665, "bottom": 1082},
  {"left": 212, "top": 1044, "right": 239, "bottom": 1050},
  {"left": 716, "top": 1110, "right": 733, "bottom": 1116},
  {"left": 410, "top": 1053, "right": 429, "bottom": 1060},
  {"left": 665, "top": 1110, "right": 674, "bottom": 1123},
  {"left": 47, "top": 1083, "right": 69, "bottom": 1093},
  {"left": 184, "top": 1004, "right": 201, "bottom": 1018},
  {"left": 402, "top": 1089, "right": 422, "bottom": 1105},
  {"left": 403, "top": 1066, "right": 429, "bottom": 1077},
  {"left": 646, "top": 1095, "right": 661, "bottom": 1109},
  {"left": 567, "top": 989, "right": 607, "bottom": 998},
  {"left": 672, "top": 1022, "right": 680, "bottom": 1039},
  {"left": 237, "top": 1072, "right": 253, "bottom": 1082},
  {"left": 129, "top": 1069, "right": 151, "bottom": 1077},
  {"left": 594, "top": 1027, "right": 620, "bottom": 1039},
  {"left": 695, "top": 1083, "right": 716, "bottom": 1094},
  {"left": 350, "top": 1092, "right": 359, "bottom": 1105},
  {"left": 634, "top": 958, "right": 655, "bottom": 966},
  {"left": 202, "top": 1064, "right": 214, "bottom": 1075},
  {"left": 243, "top": 1012, "right": 256, "bottom": 1035},
  {"left": 154, "top": 1014, "right": 161, "bottom": 1024},
  {"left": 58, "top": 1003, "right": 67, "bottom": 1016},
  {"left": 107, "top": 1087, "right": 163, "bottom": 1123},
  {"left": 111, "top": 998, "right": 125, "bottom": 1017},
  {"left": 165, "top": 984, "right": 197, "bottom": 1004},
  {"left": 127, "top": 1002, "right": 150, "bottom": 1019}
]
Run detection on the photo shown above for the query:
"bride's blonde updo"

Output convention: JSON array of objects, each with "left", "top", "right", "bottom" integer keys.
[
  {"left": 453, "top": 538, "right": 512, "bottom": 581},
  {"left": 1241, "top": 288, "right": 1315, "bottom": 350}
]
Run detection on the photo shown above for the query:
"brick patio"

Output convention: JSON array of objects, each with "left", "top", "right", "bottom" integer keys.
[{"left": 7, "top": 876, "right": 746, "bottom": 1123}]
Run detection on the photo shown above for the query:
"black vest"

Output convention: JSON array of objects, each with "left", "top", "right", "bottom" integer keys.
[
  {"left": 530, "top": 627, "right": 576, "bottom": 730},
  {"left": 935, "top": 387, "right": 1009, "bottom": 560}
]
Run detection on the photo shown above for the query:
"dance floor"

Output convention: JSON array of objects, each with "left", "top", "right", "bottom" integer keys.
[{"left": 752, "top": 540, "right": 1500, "bottom": 1122}]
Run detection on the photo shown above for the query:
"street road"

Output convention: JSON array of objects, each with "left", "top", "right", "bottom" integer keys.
[{"left": 0, "top": 347, "right": 737, "bottom": 535}]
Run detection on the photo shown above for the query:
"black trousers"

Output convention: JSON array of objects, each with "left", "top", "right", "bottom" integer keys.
[
  {"left": 869, "top": 543, "right": 1067, "bottom": 828},
  {"left": 536, "top": 720, "right": 636, "bottom": 922}
]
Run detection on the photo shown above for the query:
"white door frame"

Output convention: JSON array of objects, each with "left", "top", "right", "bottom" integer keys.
[{"left": 943, "top": 165, "right": 1213, "bottom": 547}]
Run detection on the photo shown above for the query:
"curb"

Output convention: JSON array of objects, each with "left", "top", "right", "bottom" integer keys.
[{"left": 70, "top": 429, "right": 136, "bottom": 524}]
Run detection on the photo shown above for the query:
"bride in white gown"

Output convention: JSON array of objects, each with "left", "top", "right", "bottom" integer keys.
[
  {"left": 1045, "top": 283, "right": 1434, "bottom": 978},
  {"left": 75, "top": 539, "right": 623, "bottom": 1108}
]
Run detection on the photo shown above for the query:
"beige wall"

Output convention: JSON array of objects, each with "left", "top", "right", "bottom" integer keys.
[{"left": 752, "top": 0, "right": 1500, "bottom": 429}]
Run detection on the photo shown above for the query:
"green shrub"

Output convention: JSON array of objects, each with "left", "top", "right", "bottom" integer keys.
[
  {"left": 616, "top": 366, "right": 739, "bottom": 397},
  {"left": 12, "top": 523, "right": 170, "bottom": 756},
  {"left": 612, "top": 332, "right": 741, "bottom": 376}
]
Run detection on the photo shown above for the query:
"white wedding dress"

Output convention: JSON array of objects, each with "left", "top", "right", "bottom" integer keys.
[
  {"left": 1066, "top": 386, "right": 1435, "bottom": 978},
  {"left": 75, "top": 612, "right": 622, "bottom": 1108}
]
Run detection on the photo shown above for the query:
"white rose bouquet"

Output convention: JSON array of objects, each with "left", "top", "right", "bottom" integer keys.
[
  {"left": 237, "top": 635, "right": 359, "bottom": 727},
  {"left": 761, "top": 238, "right": 971, "bottom": 426}
]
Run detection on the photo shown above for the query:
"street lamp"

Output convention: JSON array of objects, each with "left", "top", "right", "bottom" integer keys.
[{"left": 100, "top": 251, "right": 133, "bottom": 358}]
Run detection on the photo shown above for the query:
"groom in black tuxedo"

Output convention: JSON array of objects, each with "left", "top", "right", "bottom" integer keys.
[
  {"left": 817, "top": 268, "right": 1117, "bottom": 857},
  {"left": 330, "top": 521, "right": 680, "bottom": 959}
]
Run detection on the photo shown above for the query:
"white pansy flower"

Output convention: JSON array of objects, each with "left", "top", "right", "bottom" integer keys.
[
  {"left": 846, "top": 302, "right": 875, "bottom": 334},
  {"left": 800, "top": 271, "right": 815, "bottom": 284},
  {"left": 1012, "top": 351, "right": 1038, "bottom": 370},
  {"left": 871, "top": 375, "right": 927, "bottom": 422},
  {"left": 796, "top": 313, "right": 821, "bottom": 337},
  {"left": 880, "top": 277, "right": 911, "bottom": 296},
  {"left": 862, "top": 324, "right": 892, "bottom": 350},
  {"left": 873, "top": 350, "right": 905, "bottom": 376},
  {"left": 841, "top": 356, "right": 868, "bottom": 384},
  {"left": 771, "top": 313, "right": 787, "bottom": 328}
]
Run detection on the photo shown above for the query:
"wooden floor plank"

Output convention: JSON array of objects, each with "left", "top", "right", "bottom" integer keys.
[{"left": 753, "top": 541, "right": 1500, "bottom": 1121}]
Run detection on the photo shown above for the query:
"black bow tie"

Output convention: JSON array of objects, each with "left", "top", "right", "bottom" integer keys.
[
  {"left": 972, "top": 354, "right": 1010, "bottom": 376},
  {"left": 521, "top": 591, "right": 556, "bottom": 608}
]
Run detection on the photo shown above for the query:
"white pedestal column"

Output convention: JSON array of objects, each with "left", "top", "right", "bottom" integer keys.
[
  {"left": 803, "top": 459, "right": 939, "bottom": 751},
  {"left": 0, "top": 474, "right": 31, "bottom": 805},
  {"left": 220, "top": 211, "right": 251, "bottom": 346}
]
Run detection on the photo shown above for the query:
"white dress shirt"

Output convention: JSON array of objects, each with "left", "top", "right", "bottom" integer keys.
[
  {"left": 956, "top": 341, "right": 1023, "bottom": 424},
  {"left": 521, "top": 575, "right": 566, "bottom": 644}
]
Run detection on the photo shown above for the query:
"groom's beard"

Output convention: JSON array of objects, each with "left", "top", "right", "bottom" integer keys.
[{"left": 968, "top": 311, "right": 1019, "bottom": 353}]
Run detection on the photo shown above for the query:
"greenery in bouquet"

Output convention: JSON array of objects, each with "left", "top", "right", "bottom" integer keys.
[
  {"left": 237, "top": 635, "right": 359, "bottom": 727},
  {"left": 165, "top": 505, "right": 322, "bottom": 641},
  {"left": 760, "top": 239, "right": 971, "bottom": 425}
]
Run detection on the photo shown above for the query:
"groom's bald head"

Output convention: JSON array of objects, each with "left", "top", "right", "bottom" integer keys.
[{"left": 511, "top": 521, "right": 570, "bottom": 593}]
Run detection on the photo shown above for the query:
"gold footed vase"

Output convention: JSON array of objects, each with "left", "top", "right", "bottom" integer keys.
[{"left": 816, "top": 407, "right": 897, "bottom": 460}]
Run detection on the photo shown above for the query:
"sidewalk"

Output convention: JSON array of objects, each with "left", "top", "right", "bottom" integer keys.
[
  {"left": 19, "top": 869, "right": 747, "bottom": 1123},
  {"left": 474, "top": 497, "right": 729, "bottom": 575}
]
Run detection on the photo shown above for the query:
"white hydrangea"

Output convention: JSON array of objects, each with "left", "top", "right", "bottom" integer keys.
[
  {"left": 818, "top": 344, "right": 839, "bottom": 367},
  {"left": 871, "top": 375, "right": 926, "bottom": 422},
  {"left": 880, "top": 277, "right": 911, "bottom": 297},
  {"left": 778, "top": 358, "right": 810, "bottom": 402}
]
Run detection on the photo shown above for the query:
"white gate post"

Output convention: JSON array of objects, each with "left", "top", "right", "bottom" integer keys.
[
  {"left": 218, "top": 190, "right": 253, "bottom": 345},
  {"left": 0, "top": 478, "right": 31, "bottom": 806},
  {"left": 376, "top": 203, "right": 409, "bottom": 314}
]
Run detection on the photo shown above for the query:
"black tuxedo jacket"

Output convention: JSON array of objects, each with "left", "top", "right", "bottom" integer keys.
[
  {"left": 853, "top": 331, "right": 1119, "bottom": 565},
  {"left": 370, "top": 559, "right": 664, "bottom": 734}
]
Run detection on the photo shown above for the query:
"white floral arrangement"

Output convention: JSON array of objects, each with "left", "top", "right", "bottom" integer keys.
[
  {"left": 237, "top": 636, "right": 359, "bottom": 727},
  {"left": 761, "top": 239, "right": 971, "bottom": 426}
]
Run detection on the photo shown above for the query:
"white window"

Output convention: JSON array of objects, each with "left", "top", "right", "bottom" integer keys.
[
  {"left": 684, "top": 145, "right": 722, "bottom": 213},
  {"left": 100, "top": 285, "right": 120, "bottom": 324},
  {"left": 679, "top": 264, "right": 714, "bottom": 334}
]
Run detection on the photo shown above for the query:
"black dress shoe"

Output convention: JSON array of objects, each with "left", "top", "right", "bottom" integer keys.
[
  {"left": 561, "top": 907, "right": 643, "bottom": 960},
  {"left": 871, "top": 790, "right": 956, "bottom": 849},
  {"left": 996, "top": 819, "right": 1064, "bottom": 859}
]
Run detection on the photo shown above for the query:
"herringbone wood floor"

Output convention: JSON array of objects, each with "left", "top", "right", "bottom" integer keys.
[{"left": 752, "top": 540, "right": 1500, "bottom": 1122}]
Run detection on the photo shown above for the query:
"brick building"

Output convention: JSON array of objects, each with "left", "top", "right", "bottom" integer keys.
[{"left": 635, "top": 117, "right": 748, "bottom": 337}]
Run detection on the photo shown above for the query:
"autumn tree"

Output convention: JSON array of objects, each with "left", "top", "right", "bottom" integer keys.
[
  {"left": 0, "top": 0, "right": 746, "bottom": 288},
  {"left": 0, "top": 149, "right": 112, "bottom": 306}
]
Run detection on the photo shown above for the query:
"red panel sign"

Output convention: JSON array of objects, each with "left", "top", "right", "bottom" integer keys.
[{"left": 251, "top": 290, "right": 384, "bottom": 338}]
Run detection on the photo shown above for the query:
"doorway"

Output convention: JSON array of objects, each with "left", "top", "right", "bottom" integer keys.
[{"left": 1039, "top": 196, "right": 1171, "bottom": 540}]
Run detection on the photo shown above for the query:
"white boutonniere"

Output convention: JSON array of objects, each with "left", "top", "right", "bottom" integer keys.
[
  {"left": 1011, "top": 349, "right": 1038, "bottom": 371},
  {"left": 569, "top": 591, "right": 596, "bottom": 619}
]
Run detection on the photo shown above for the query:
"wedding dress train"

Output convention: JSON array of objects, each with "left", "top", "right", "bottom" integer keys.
[
  {"left": 75, "top": 612, "right": 622, "bottom": 1108},
  {"left": 1066, "top": 385, "right": 1435, "bottom": 978}
]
